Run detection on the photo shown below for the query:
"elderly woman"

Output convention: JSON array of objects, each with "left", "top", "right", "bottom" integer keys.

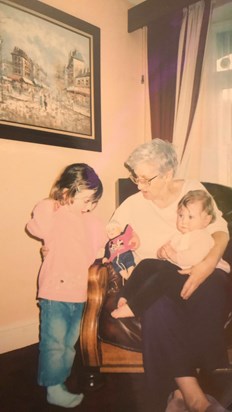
[{"left": 111, "top": 139, "right": 231, "bottom": 412}]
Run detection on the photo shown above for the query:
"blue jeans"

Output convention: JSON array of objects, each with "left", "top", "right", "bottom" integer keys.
[{"left": 38, "top": 299, "right": 85, "bottom": 386}]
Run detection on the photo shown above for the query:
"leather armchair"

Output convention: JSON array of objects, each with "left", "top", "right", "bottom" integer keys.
[{"left": 80, "top": 180, "right": 232, "bottom": 373}]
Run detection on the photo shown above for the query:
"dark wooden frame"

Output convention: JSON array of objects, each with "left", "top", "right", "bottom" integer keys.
[{"left": 0, "top": 0, "right": 101, "bottom": 151}]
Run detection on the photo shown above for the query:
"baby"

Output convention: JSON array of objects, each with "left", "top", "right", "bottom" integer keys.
[{"left": 111, "top": 190, "right": 230, "bottom": 318}]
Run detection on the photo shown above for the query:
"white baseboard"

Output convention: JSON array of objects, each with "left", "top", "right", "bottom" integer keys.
[{"left": 0, "top": 320, "right": 39, "bottom": 353}]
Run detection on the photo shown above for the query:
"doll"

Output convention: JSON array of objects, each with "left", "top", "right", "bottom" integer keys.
[{"left": 102, "top": 220, "right": 136, "bottom": 280}]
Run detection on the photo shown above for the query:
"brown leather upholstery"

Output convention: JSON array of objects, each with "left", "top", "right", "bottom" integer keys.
[
  {"left": 98, "top": 263, "right": 142, "bottom": 352},
  {"left": 80, "top": 180, "right": 232, "bottom": 372}
]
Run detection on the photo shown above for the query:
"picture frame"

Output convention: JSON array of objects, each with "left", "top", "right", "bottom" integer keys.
[{"left": 0, "top": 0, "right": 101, "bottom": 151}]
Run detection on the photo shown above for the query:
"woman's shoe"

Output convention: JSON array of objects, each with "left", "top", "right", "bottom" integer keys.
[{"left": 47, "top": 384, "right": 84, "bottom": 408}]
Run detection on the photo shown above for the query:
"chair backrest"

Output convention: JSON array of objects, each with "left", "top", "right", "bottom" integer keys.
[{"left": 116, "top": 179, "right": 232, "bottom": 237}]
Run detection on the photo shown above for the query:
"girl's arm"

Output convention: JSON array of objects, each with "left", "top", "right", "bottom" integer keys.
[
  {"left": 26, "top": 199, "right": 53, "bottom": 239},
  {"left": 179, "top": 231, "right": 229, "bottom": 299}
]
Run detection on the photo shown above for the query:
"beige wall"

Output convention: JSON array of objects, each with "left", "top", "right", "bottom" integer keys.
[{"left": 0, "top": 0, "right": 151, "bottom": 352}]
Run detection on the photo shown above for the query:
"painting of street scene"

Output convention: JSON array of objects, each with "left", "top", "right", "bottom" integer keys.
[{"left": 0, "top": 1, "right": 93, "bottom": 139}]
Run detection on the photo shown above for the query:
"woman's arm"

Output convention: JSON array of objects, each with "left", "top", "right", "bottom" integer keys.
[{"left": 179, "top": 231, "right": 229, "bottom": 299}]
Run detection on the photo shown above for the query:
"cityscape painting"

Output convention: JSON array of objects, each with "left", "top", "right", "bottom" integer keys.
[{"left": 0, "top": 0, "right": 101, "bottom": 151}]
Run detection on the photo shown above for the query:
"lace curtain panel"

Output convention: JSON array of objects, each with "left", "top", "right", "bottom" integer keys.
[
  {"left": 148, "top": 0, "right": 232, "bottom": 186},
  {"left": 173, "top": 0, "right": 232, "bottom": 185}
]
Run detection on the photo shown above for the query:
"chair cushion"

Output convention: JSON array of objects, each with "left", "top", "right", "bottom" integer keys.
[{"left": 98, "top": 263, "right": 142, "bottom": 352}]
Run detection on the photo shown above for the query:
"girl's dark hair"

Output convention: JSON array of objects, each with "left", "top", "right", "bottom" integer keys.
[{"left": 50, "top": 163, "right": 103, "bottom": 205}]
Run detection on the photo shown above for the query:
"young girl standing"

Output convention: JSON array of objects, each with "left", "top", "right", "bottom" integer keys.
[{"left": 26, "top": 163, "right": 106, "bottom": 408}]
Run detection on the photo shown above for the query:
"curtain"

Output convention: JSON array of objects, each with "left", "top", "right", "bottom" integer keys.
[
  {"left": 196, "top": 2, "right": 232, "bottom": 185},
  {"left": 174, "top": 0, "right": 232, "bottom": 185},
  {"left": 172, "top": 0, "right": 211, "bottom": 173},
  {"left": 147, "top": 0, "right": 232, "bottom": 185},
  {"left": 147, "top": 12, "right": 183, "bottom": 142}
]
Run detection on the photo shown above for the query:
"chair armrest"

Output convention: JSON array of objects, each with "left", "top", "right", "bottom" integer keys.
[{"left": 80, "top": 262, "right": 109, "bottom": 367}]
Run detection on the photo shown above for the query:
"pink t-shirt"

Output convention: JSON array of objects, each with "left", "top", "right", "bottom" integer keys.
[{"left": 27, "top": 199, "right": 106, "bottom": 303}]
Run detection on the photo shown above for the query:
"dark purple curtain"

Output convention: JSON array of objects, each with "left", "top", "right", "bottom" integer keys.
[
  {"left": 147, "top": 0, "right": 211, "bottom": 150},
  {"left": 147, "top": 12, "right": 183, "bottom": 142}
]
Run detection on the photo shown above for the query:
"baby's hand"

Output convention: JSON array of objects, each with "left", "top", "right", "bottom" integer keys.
[
  {"left": 157, "top": 242, "right": 177, "bottom": 262},
  {"left": 157, "top": 244, "right": 168, "bottom": 259},
  {"left": 163, "top": 242, "right": 177, "bottom": 260}
]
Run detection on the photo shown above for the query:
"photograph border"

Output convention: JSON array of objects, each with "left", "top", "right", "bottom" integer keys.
[{"left": 0, "top": 0, "right": 101, "bottom": 152}]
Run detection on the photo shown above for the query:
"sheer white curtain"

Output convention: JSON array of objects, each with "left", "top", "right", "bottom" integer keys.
[
  {"left": 173, "top": 0, "right": 232, "bottom": 186},
  {"left": 198, "top": 1, "right": 232, "bottom": 185},
  {"left": 173, "top": 1, "right": 206, "bottom": 169}
]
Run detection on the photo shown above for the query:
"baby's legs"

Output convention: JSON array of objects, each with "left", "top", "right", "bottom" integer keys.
[
  {"left": 118, "top": 259, "right": 162, "bottom": 302},
  {"left": 119, "top": 269, "right": 130, "bottom": 280},
  {"left": 119, "top": 265, "right": 136, "bottom": 281},
  {"left": 113, "top": 260, "right": 187, "bottom": 318},
  {"left": 112, "top": 303, "right": 134, "bottom": 318},
  {"left": 127, "top": 265, "right": 135, "bottom": 278},
  {"left": 112, "top": 259, "right": 160, "bottom": 318}
]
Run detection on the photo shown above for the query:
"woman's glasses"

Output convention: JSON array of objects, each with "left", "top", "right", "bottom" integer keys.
[{"left": 129, "top": 174, "right": 159, "bottom": 186}]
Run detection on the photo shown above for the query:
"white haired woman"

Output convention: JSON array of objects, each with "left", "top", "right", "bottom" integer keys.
[{"left": 111, "top": 139, "right": 231, "bottom": 412}]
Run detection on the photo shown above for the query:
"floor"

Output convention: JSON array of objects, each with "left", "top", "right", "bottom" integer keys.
[
  {"left": 0, "top": 343, "right": 147, "bottom": 412},
  {"left": 1, "top": 343, "right": 232, "bottom": 412}
]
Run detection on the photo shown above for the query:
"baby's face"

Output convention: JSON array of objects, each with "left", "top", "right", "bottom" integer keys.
[
  {"left": 176, "top": 201, "right": 211, "bottom": 234},
  {"left": 107, "top": 226, "right": 122, "bottom": 239}
]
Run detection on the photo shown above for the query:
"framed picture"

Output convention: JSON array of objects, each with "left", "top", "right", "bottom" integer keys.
[{"left": 0, "top": 0, "right": 101, "bottom": 151}]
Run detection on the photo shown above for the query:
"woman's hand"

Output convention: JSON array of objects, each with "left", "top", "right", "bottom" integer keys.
[
  {"left": 178, "top": 260, "right": 213, "bottom": 299},
  {"left": 179, "top": 231, "right": 229, "bottom": 299}
]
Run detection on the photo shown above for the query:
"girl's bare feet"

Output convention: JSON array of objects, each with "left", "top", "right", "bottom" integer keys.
[{"left": 111, "top": 304, "right": 134, "bottom": 318}]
